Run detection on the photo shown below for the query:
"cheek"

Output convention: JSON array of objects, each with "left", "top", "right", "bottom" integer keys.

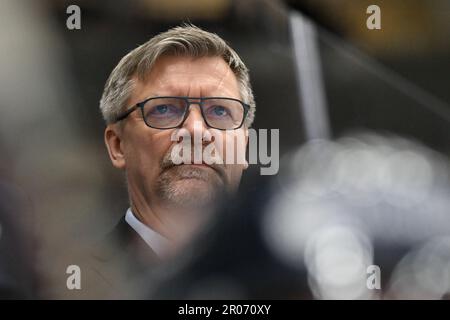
[
  {"left": 220, "top": 131, "right": 247, "bottom": 163},
  {"left": 124, "top": 131, "right": 173, "bottom": 173},
  {"left": 218, "top": 131, "right": 247, "bottom": 186}
]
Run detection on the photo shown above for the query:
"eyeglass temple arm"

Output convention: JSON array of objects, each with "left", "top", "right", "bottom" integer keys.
[{"left": 114, "top": 104, "right": 140, "bottom": 123}]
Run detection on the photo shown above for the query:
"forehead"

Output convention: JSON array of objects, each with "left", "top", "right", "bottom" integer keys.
[{"left": 133, "top": 55, "right": 240, "bottom": 99}]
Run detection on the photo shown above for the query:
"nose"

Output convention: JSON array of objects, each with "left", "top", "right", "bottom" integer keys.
[
  {"left": 182, "top": 102, "right": 213, "bottom": 145},
  {"left": 182, "top": 103, "right": 207, "bottom": 131}
]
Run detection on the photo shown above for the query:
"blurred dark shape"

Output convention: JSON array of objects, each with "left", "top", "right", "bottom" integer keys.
[
  {"left": 146, "top": 131, "right": 450, "bottom": 299},
  {"left": 145, "top": 172, "right": 310, "bottom": 299},
  {"left": 0, "top": 182, "right": 35, "bottom": 299}
]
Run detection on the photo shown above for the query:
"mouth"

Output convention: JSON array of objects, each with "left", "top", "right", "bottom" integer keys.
[
  {"left": 161, "top": 150, "right": 227, "bottom": 183},
  {"left": 176, "top": 163, "right": 218, "bottom": 176},
  {"left": 183, "top": 163, "right": 213, "bottom": 169},
  {"left": 169, "top": 161, "right": 217, "bottom": 171},
  {"left": 164, "top": 162, "right": 225, "bottom": 183}
]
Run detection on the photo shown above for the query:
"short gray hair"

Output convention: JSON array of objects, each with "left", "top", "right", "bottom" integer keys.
[{"left": 99, "top": 24, "right": 255, "bottom": 127}]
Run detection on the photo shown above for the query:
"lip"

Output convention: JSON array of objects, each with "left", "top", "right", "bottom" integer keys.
[
  {"left": 180, "top": 163, "right": 217, "bottom": 172},
  {"left": 180, "top": 163, "right": 222, "bottom": 176},
  {"left": 166, "top": 163, "right": 213, "bottom": 170},
  {"left": 185, "top": 163, "right": 212, "bottom": 168},
  {"left": 165, "top": 163, "right": 225, "bottom": 181}
]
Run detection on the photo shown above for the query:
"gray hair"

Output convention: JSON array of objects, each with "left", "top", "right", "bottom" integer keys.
[{"left": 99, "top": 24, "right": 255, "bottom": 127}]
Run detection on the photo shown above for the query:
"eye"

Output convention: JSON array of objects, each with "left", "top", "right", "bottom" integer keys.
[
  {"left": 148, "top": 104, "right": 181, "bottom": 117},
  {"left": 210, "top": 105, "right": 229, "bottom": 117},
  {"left": 154, "top": 105, "right": 169, "bottom": 114}
]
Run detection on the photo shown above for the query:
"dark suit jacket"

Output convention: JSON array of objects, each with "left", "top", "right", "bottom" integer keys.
[{"left": 75, "top": 217, "right": 161, "bottom": 299}]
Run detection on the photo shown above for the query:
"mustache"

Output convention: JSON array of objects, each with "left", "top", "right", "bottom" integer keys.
[{"left": 160, "top": 144, "right": 227, "bottom": 181}]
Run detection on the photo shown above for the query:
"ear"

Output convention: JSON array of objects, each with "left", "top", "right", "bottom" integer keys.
[{"left": 104, "top": 124, "right": 126, "bottom": 169}]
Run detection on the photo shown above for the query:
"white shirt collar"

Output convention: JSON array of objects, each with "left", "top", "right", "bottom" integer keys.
[{"left": 124, "top": 208, "right": 170, "bottom": 258}]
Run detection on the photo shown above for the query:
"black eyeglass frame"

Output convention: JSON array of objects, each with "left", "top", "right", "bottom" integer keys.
[{"left": 114, "top": 96, "right": 250, "bottom": 130}]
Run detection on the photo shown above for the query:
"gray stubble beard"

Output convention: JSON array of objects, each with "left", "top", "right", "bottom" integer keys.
[{"left": 155, "top": 164, "right": 226, "bottom": 210}]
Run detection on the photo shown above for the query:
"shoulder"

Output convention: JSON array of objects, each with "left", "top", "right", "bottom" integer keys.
[
  {"left": 44, "top": 216, "right": 161, "bottom": 299},
  {"left": 89, "top": 216, "right": 160, "bottom": 291}
]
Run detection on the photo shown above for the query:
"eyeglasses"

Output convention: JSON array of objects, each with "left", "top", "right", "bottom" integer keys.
[{"left": 114, "top": 96, "right": 250, "bottom": 130}]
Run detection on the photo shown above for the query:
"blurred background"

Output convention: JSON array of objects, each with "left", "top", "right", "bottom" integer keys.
[{"left": 0, "top": 0, "right": 449, "bottom": 298}]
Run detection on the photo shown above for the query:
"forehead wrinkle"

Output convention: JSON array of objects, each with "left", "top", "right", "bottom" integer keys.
[
  {"left": 141, "top": 57, "right": 238, "bottom": 98},
  {"left": 155, "top": 74, "right": 231, "bottom": 97},
  {"left": 154, "top": 78, "right": 190, "bottom": 96}
]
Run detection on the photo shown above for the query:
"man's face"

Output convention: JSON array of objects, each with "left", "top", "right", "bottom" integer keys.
[{"left": 105, "top": 55, "right": 248, "bottom": 210}]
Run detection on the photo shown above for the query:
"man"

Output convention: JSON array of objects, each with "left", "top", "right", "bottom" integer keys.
[{"left": 85, "top": 24, "right": 256, "bottom": 297}]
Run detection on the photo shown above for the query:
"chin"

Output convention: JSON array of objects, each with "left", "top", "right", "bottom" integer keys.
[
  {"left": 172, "top": 179, "right": 219, "bottom": 206},
  {"left": 176, "top": 176, "right": 210, "bottom": 186}
]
